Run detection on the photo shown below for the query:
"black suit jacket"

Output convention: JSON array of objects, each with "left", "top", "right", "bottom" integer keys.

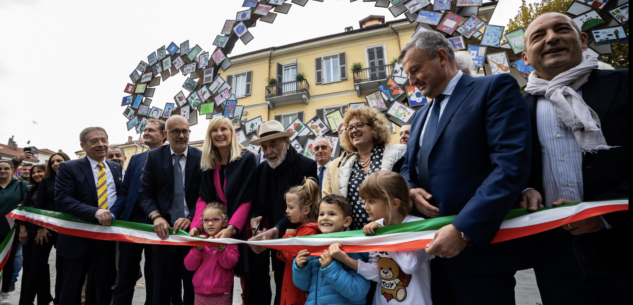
[
  {"left": 55, "top": 157, "right": 122, "bottom": 258},
  {"left": 138, "top": 145, "right": 202, "bottom": 223},
  {"left": 525, "top": 69, "right": 629, "bottom": 267}
]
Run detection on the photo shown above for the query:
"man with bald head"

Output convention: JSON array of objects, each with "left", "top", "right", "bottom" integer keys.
[
  {"left": 521, "top": 12, "right": 629, "bottom": 304},
  {"left": 139, "top": 115, "right": 202, "bottom": 305}
]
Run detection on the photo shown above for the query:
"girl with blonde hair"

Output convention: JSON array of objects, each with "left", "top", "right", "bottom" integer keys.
[{"left": 190, "top": 117, "right": 258, "bottom": 279}]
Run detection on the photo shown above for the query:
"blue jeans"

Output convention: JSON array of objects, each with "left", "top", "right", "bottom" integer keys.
[
  {"left": 534, "top": 228, "right": 629, "bottom": 305},
  {"left": 12, "top": 243, "right": 23, "bottom": 283}
]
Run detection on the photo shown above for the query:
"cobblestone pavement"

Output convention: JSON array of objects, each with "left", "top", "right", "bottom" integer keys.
[{"left": 8, "top": 249, "right": 542, "bottom": 305}]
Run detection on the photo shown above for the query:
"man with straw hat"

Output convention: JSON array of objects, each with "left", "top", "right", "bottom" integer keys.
[{"left": 247, "top": 120, "right": 318, "bottom": 305}]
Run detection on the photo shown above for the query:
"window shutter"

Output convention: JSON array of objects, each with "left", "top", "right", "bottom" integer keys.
[
  {"left": 316, "top": 108, "right": 325, "bottom": 124},
  {"left": 226, "top": 75, "right": 234, "bottom": 95},
  {"left": 245, "top": 71, "right": 253, "bottom": 96},
  {"left": 277, "top": 63, "right": 283, "bottom": 84},
  {"left": 274, "top": 115, "right": 282, "bottom": 124},
  {"left": 315, "top": 57, "right": 322, "bottom": 85},
  {"left": 339, "top": 52, "right": 347, "bottom": 80},
  {"left": 377, "top": 47, "right": 386, "bottom": 78},
  {"left": 298, "top": 111, "right": 304, "bottom": 122},
  {"left": 341, "top": 105, "right": 349, "bottom": 115}
]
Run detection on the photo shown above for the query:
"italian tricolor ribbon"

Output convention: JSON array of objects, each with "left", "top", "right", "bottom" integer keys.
[{"left": 2, "top": 199, "right": 628, "bottom": 263}]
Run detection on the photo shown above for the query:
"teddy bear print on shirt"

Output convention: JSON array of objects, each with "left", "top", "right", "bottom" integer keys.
[{"left": 377, "top": 255, "right": 412, "bottom": 302}]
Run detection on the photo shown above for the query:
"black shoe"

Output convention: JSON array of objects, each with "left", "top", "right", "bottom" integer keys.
[{"left": 8, "top": 283, "right": 15, "bottom": 292}]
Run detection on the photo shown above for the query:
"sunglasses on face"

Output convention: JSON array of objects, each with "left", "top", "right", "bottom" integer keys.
[
  {"left": 203, "top": 217, "right": 225, "bottom": 224},
  {"left": 313, "top": 145, "right": 329, "bottom": 151}
]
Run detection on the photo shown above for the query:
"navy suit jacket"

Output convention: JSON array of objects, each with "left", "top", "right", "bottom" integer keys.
[
  {"left": 138, "top": 145, "right": 202, "bottom": 222},
  {"left": 55, "top": 157, "right": 122, "bottom": 257},
  {"left": 110, "top": 151, "right": 148, "bottom": 221},
  {"left": 401, "top": 73, "right": 532, "bottom": 249}
]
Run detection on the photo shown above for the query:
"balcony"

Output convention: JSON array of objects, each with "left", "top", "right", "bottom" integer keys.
[
  {"left": 265, "top": 79, "right": 311, "bottom": 109},
  {"left": 353, "top": 64, "right": 394, "bottom": 96}
]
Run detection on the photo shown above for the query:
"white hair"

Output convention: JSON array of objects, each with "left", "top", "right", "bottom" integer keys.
[
  {"left": 314, "top": 137, "right": 331, "bottom": 147},
  {"left": 454, "top": 51, "right": 476, "bottom": 76}
]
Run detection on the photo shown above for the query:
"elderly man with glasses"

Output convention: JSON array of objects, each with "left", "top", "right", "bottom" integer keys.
[
  {"left": 138, "top": 115, "right": 202, "bottom": 305},
  {"left": 312, "top": 137, "right": 333, "bottom": 189}
]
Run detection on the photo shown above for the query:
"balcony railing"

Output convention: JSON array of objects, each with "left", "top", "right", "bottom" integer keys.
[
  {"left": 353, "top": 64, "right": 395, "bottom": 83},
  {"left": 265, "top": 79, "right": 310, "bottom": 98}
]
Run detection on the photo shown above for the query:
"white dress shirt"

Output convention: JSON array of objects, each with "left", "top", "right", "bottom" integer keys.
[
  {"left": 87, "top": 157, "right": 117, "bottom": 210},
  {"left": 536, "top": 91, "right": 610, "bottom": 229},
  {"left": 170, "top": 146, "right": 190, "bottom": 218}
]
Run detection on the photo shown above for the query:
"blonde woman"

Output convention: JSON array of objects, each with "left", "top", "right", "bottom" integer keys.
[
  {"left": 189, "top": 117, "right": 257, "bottom": 276},
  {"left": 338, "top": 107, "right": 406, "bottom": 230}
]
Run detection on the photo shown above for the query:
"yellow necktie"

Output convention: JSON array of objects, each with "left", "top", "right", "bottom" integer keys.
[{"left": 97, "top": 162, "right": 108, "bottom": 209}]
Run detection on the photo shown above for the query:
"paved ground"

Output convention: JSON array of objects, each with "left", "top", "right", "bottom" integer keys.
[{"left": 8, "top": 249, "right": 542, "bottom": 305}]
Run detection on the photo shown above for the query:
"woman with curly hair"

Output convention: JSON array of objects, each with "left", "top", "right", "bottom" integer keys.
[{"left": 338, "top": 107, "right": 406, "bottom": 230}]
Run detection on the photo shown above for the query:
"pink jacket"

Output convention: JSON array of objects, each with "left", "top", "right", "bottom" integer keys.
[
  {"left": 184, "top": 244, "right": 239, "bottom": 295},
  {"left": 190, "top": 164, "right": 251, "bottom": 233}
]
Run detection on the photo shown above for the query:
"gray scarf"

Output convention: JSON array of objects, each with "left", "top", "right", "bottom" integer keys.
[{"left": 525, "top": 56, "right": 613, "bottom": 152}]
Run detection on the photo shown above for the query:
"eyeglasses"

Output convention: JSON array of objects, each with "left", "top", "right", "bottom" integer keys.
[
  {"left": 346, "top": 122, "right": 371, "bottom": 133},
  {"left": 202, "top": 217, "right": 226, "bottom": 224},
  {"left": 313, "top": 145, "right": 329, "bottom": 152},
  {"left": 167, "top": 129, "right": 191, "bottom": 136}
]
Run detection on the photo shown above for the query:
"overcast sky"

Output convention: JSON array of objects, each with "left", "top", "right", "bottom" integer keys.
[{"left": 0, "top": 0, "right": 533, "bottom": 159}]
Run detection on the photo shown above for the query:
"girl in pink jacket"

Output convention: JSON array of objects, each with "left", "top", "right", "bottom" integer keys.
[{"left": 185, "top": 202, "right": 239, "bottom": 305}]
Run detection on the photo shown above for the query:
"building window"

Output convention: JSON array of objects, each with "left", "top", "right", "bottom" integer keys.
[
  {"left": 324, "top": 105, "right": 342, "bottom": 114},
  {"left": 323, "top": 56, "right": 340, "bottom": 84},
  {"left": 234, "top": 73, "right": 247, "bottom": 98},
  {"left": 282, "top": 112, "right": 299, "bottom": 128}
]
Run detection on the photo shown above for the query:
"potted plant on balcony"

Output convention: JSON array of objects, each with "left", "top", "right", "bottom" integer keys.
[
  {"left": 295, "top": 73, "right": 308, "bottom": 93},
  {"left": 351, "top": 62, "right": 363, "bottom": 83},
  {"left": 266, "top": 78, "right": 277, "bottom": 98}
]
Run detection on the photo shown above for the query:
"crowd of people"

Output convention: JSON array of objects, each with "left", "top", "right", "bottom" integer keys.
[{"left": 0, "top": 12, "right": 627, "bottom": 305}]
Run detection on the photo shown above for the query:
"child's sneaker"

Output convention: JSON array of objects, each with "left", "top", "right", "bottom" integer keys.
[{"left": 0, "top": 292, "right": 11, "bottom": 304}]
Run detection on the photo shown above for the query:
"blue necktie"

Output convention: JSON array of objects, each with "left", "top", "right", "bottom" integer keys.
[
  {"left": 172, "top": 154, "right": 185, "bottom": 225},
  {"left": 417, "top": 95, "right": 446, "bottom": 192},
  {"left": 318, "top": 166, "right": 326, "bottom": 189}
]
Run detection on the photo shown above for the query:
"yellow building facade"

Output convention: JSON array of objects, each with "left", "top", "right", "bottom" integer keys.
[{"left": 225, "top": 17, "right": 419, "bottom": 146}]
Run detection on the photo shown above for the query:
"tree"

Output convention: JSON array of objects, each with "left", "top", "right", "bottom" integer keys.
[{"left": 505, "top": 0, "right": 629, "bottom": 69}]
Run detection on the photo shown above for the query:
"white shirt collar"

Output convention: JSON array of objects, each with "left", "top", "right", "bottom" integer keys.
[
  {"left": 170, "top": 145, "right": 189, "bottom": 157},
  {"left": 87, "top": 157, "right": 107, "bottom": 169},
  {"left": 319, "top": 161, "right": 330, "bottom": 169},
  {"left": 440, "top": 70, "right": 464, "bottom": 97}
]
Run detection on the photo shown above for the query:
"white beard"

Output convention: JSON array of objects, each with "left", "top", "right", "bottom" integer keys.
[{"left": 267, "top": 142, "right": 288, "bottom": 169}]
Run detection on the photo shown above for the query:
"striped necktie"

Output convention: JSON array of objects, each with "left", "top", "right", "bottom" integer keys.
[{"left": 97, "top": 162, "right": 108, "bottom": 209}]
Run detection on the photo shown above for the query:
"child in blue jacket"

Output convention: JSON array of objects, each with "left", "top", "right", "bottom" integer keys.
[{"left": 293, "top": 195, "right": 370, "bottom": 305}]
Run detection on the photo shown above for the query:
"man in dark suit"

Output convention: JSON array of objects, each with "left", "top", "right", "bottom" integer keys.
[
  {"left": 55, "top": 127, "right": 122, "bottom": 305},
  {"left": 521, "top": 13, "right": 628, "bottom": 305},
  {"left": 110, "top": 119, "right": 166, "bottom": 305},
  {"left": 399, "top": 31, "right": 532, "bottom": 304},
  {"left": 138, "top": 115, "right": 202, "bottom": 305}
]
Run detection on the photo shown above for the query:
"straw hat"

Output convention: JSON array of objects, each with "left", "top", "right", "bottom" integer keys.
[{"left": 250, "top": 120, "right": 294, "bottom": 145}]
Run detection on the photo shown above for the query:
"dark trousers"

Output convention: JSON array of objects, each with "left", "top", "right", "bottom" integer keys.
[
  {"left": 430, "top": 258, "right": 458, "bottom": 305},
  {"left": 114, "top": 218, "right": 154, "bottom": 305},
  {"left": 247, "top": 248, "right": 284, "bottom": 305},
  {"left": 20, "top": 231, "right": 55, "bottom": 305},
  {"left": 534, "top": 229, "right": 629, "bottom": 305},
  {"left": 443, "top": 259, "right": 517, "bottom": 305},
  {"left": 149, "top": 244, "right": 194, "bottom": 305},
  {"left": 59, "top": 240, "right": 117, "bottom": 305},
  {"left": 0, "top": 232, "right": 19, "bottom": 293},
  {"left": 54, "top": 251, "right": 63, "bottom": 304}
]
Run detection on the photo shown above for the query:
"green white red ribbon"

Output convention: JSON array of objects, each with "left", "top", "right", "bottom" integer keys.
[
  {"left": 0, "top": 226, "right": 16, "bottom": 273},
  {"left": 4, "top": 199, "right": 629, "bottom": 258}
]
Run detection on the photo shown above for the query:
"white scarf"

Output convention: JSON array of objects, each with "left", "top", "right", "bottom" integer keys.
[{"left": 525, "top": 56, "right": 612, "bottom": 152}]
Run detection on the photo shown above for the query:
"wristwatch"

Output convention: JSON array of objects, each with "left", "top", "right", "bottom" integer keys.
[
  {"left": 461, "top": 231, "right": 471, "bottom": 242},
  {"left": 228, "top": 225, "right": 238, "bottom": 236},
  {"left": 151, "top": 214, "right": 163, "bottom": 222}
]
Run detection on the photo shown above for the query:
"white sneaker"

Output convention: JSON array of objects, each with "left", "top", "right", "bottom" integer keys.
[{"left": 0, "top": 292, "right": 10, "bottom": 304}]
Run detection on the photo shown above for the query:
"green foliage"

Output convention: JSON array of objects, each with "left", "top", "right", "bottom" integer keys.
[
  {"left": 295, "top": 72, "right": 306, "bottom": 81},
  {"left": 266, "top": 78, "right": 278, "bottom": 86},
  {"left": 505, "top": 0, "right": 628, "bottom": 69},
  {"left": 390, "top": 57, "right": 398, "bottom": 65},
  {"left": 351, "top": 62, "right": 363, "bottom": 72}
]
